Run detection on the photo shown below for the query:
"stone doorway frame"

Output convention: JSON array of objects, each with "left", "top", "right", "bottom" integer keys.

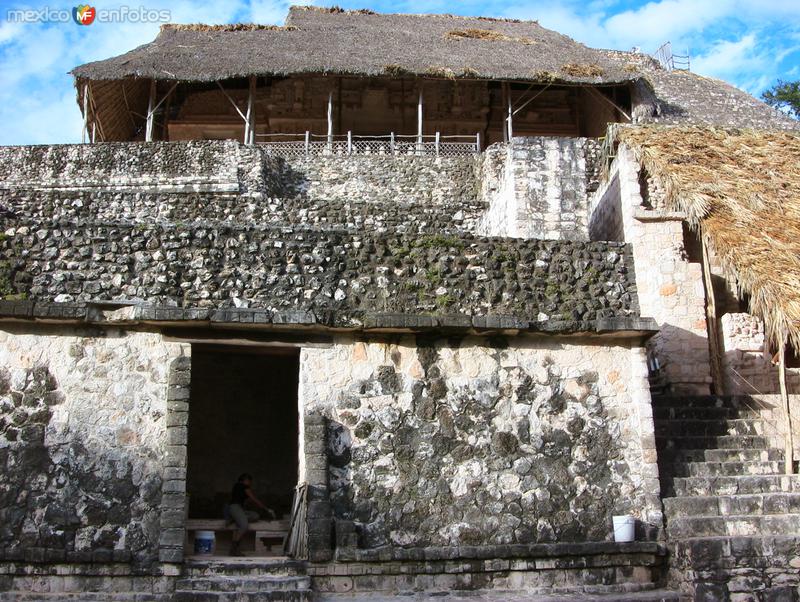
[{"left": 156, "top": 337, "right": 334, "bottom": 564}]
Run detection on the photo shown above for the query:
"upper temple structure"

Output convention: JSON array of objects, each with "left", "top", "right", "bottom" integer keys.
[{"left": 1, "top": 6, "right": 799, "bottom": 602}]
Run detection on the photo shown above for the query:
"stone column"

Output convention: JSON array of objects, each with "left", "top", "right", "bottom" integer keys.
[
  {"left": 304, "top": 412, "right": 333, "bottom": 562},
  {"left": 158, "top": 352, "right": 191, "bottom": 564}
]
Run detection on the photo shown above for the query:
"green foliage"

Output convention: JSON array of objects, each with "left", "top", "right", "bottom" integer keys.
[
  {"left": 761, "top": 80, "right": 800, "bottom": 119},
  {"left": 435, "top": 294, "right": 455, "bottom": 308},
  {"left": 0, "top": 260, "right": 23, "bottom": 300},
  {"left": 412, "top": 234, "right": 464, "bottom": 250}
]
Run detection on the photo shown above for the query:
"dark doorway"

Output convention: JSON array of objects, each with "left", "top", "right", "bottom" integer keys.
[{"left": 186, "top": 345, "right": 300, "bottom": 521}]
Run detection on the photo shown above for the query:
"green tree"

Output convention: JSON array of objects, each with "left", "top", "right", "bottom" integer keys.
[{"left": 761, "top": 80, "right": 800, "bottom": 118}]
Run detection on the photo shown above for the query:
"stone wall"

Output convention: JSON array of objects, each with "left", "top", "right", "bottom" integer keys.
[
  {"left": 0, "top": 220, "right": 637, "bottom": 329},
  {"left": 299, "top": 335, "right": 662, "bottom": 552},
  {"left": 479, "top": 137, "right": 601, "bottom": 241},
  {"left": 721, "top": 313, "right": 800, "bottom": 394},
  {"left": 589, "top": 147, "right": 712, "bottom": 394},
  {"left": 0, "top": 325, "right": 184, "bottom": 570}
]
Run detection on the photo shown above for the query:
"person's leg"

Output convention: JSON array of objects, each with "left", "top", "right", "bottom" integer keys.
[{"left": 229, "top": 504, "right": 249, "bottom": 556}]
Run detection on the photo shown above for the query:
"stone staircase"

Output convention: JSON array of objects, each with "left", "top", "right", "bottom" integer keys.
[
  {"left": 174, "top": 557, "right": 312, "bottom": 602},
  {"left": 654, "top": 395, "right": 800, "bottom": 601}
]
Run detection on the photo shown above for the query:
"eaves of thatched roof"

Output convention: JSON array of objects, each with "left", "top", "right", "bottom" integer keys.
[
  {"left": 612, "top": 124, "right": 800, "bottom": 349},
  {"left": 69, "top": 7, "right": 799, "bottom": 131},
  {"left": 69, "top": 6, "right": 647, "bottom": 84}
]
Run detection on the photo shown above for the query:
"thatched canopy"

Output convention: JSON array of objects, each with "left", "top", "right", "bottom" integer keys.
[
  {"left": 613, "top": 125, "right": 800, "bottom": 349},
  {"left": 70, "top": 6, "right": 642, "bottom": 84}
]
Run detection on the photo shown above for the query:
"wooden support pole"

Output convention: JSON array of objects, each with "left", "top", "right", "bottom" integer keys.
[
  {"left": 476, "top": 131, "right": 481, "bottom": 153},
  {"left": 700, "top": 234, "right": 725, "bottom": 394},
  {"left": 305, "top": 131, "right": 310, "bottom": 155},
  {"left": 507, "top": 86, "right": 514, "bottom": 141},
  {"left": 82, "top": 84, "right": 89, "bottom": 144},
  {"left": 245, "top": 76, "right": 256, "bottom": 145},
  {"left": 501, "top": 82, "right": 509, "bottom": 143},
  {"left": 327, "top": 91, "right": 333, "bottom": 149},
  {"left": 347, "top": 131, "right": 352, "bottom": 155},
  {"left": 435, "top": 131, "right": 440, "bottom": 156},
  {"left": 145, "top": 79, "right": 156, "bottom": 142},
  {"left": 779, "top": 338, "right": 795, "bottom": 475},
  {"left": 417, "top": 89, "right": 423, "bottom": 154}
]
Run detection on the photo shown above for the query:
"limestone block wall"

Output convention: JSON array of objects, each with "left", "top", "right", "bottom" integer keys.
[
  {"left": 299, "top": 335, "right": 662, "bottom": 551},
  {"left": 589, "top": 147, "right": 712, "bottom": 394},
  {"left": 0, "top": 326, "right": 186, "bottom": 569},
  {"left": 0, "top": 214, "right": 637, "bottom": 327},
  {"left": 479, "top": 137, "right": 601, "bottom": 241},
  {"left": 721, "top": 313, "right": 800, "bottom": 394}
]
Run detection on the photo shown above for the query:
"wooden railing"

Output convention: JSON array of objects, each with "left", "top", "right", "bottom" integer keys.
[{"left": 256, "top": 131, "right": 481, "bottom": 158}]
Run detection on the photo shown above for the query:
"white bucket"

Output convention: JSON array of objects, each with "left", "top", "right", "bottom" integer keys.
[
  {"left": 194, "top": 530, "right": 215, "bottom": 555},
  {"left": 612, "top": 515, "right": 635, "bottom": 543}
]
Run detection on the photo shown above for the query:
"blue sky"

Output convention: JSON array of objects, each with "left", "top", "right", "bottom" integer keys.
[{"left": 0, "top": 0, "right": 798, "bottom": 145}]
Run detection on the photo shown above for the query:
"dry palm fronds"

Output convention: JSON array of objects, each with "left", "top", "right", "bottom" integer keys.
[
  {"left": 383, "top": 63, "right": 414, "bottom": 77},
  {"left": 425, "top": 66, "right": 457, "bottom": 79},
  {"left": 532, "top": 69, "right": 558, "bottom": 82},
  {"left": 561, "top": 63, "right": 604, "bottom": 77},
  {"left": 445, "top": 29, "right": 535, "bottom": 45},
  {"left": 161, "top": 23, "right": 296, "bottom": 32},
  {"left": 614, "top": 125, "right": 800, "bottom": 349}
]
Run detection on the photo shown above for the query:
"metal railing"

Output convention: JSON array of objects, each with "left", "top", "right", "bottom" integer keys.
[
  {"left": 653, "top": 41, "right": 690, "bottom": 72},
  {"left": 255, "top": 131, "right": 481, "bottom": 158}
]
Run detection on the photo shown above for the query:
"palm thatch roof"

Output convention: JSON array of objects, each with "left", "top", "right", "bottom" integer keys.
[
  {"left": 612, "top": 125, "right": 800, "bottom": 349},
  {"left": 69, "top": 6, "right": 641, "bottom": 84}
]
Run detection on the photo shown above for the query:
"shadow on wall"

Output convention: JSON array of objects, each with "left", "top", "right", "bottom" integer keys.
[
  {"left": 646, "top": 324, "right": 712, "bottom": 395},
  {"left": 0, "top": 363, "right": 162, "bottom": 570}
]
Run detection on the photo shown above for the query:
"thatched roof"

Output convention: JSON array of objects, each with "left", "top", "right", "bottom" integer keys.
[
  {"left": 612, "top": 125, "right": 800, "bottom": 349},
  {"left": 69, "top": 6, "right": 641, "bottom": 84}
]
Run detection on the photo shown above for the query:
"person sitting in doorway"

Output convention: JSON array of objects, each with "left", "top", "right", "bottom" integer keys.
[{"left": 228, "top": 473, "right": 275, "bottom": 557}]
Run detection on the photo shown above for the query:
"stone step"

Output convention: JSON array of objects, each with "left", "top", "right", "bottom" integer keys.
[
  {"left": 671, "top": 474, "right": 800, "bottom": 496},
  {"left": 660, "top": 448, "right": 784, "bottom": 464},
  {"left": 315, "top": 589, "right": 686, "bottom": 601},
  {"left": 655, "top": 419, "right": 767, "bottom": 437},
  {"left": 653, "top": 405, "right": 763, "bottom": 420},
  {"left": 664, "top": 492, "right": 800, "bottom": 518},
  {"left": 670, "top": 535, "right": 800, "bottom": 570},
  {"left": 175, "top": 576, "right": 311, "bottom": 593},
  {"left": 0, "top": 595, "right": 162, "bottom": 601},
  {"left": 656, "top": 435, "right": 771, "bottom": 450},
  {"left": 675, "top": 460, "right": 783, "bottom": 478},
  {"left": 173, "top": 592, "right": 311, "bottom": 602},
  {"left": 668, "top": 513, "right": 800, "bottom": 538},
  {"left": 183, "top": 558, "right": 306, "bottom": 578}
]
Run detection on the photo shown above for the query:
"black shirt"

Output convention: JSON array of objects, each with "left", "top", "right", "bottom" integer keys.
[{"left": 231, "top": 482, "right": 249, "bottom": 505}]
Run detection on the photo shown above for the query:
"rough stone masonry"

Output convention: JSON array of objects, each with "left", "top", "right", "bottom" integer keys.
[{"left": 0, "top": 140, "right": 663, "bottom": 599}]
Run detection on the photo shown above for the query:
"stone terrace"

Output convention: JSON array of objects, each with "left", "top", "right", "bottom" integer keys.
[{"left": 0, "top": 141, "right": 641, "bottom": 335}]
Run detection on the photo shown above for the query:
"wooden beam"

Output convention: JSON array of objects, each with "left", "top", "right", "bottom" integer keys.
[
  {"left": 327, "top": 90, "right": 333, "bottom": 147},
  {"left": 507, "top": 85, "right": 513, "bottom": 140},
  {"left": 700, "top": 233, "right": 725, "bottom": 394},
  {"left": 417, "top": 88, "right": 423, "bottom": 148},
  {"left": 779, "top": 338, "right": 796, "bottom": 475},
  {"left": 245, "top": 76, "right": 255, "bottom": 145},
  {"left": 145, "top": 79, "right": 156, "bottom": 142},
  {"left": 501, "top": 82, "right": 509, "bottom": 143},
  {"left": 82, "top": 84, "right": 90, "bottom": 144}
]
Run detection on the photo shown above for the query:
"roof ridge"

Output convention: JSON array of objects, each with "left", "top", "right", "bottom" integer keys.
[{"left": 287, "top": 4, "right": 537, "bottom": 25}]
